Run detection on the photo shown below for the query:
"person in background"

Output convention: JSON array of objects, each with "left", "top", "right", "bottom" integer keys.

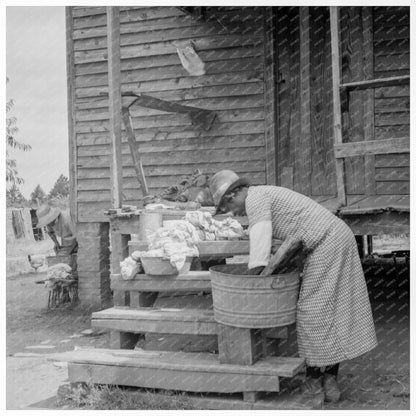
[
  {"left": 36, "top": 204, "right": 78, "bottom": 256},
  {"left": 209, "top": 170, "right": 377, "bottom": 403}
]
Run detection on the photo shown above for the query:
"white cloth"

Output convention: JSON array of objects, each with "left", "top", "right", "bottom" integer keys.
[{"left": 248, "top": 220, "right": 272, "bottom": 269}]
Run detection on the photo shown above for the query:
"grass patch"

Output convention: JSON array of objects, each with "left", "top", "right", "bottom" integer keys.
[{"left": 57, "top": 383, "right": 195, "bottom": 410}]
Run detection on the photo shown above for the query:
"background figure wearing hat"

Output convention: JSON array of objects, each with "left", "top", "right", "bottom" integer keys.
[
  {"left": 36, "top": 204, "right": 78, "bottom": 256},
  {"left": 209, "top": 170, "right": 377, "bottom": 403}
]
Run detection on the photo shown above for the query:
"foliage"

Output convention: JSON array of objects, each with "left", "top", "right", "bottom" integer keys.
[
  {"left": 6, "top": 184, "right": 26, "bottom": 207},
  {"left": 6, "top": 78, "right": 31, "bottom": 185},
  {"left": 30, "top": 184, "right": 47, "bottom": 205},
  {"left": 57, "top": 384, "right": 194, "bottom": 410},
  {"left": 49, "top": 174, "right": 70, "bottom": 199}
]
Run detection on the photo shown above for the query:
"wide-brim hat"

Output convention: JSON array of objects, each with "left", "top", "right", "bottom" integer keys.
[
  {"left": 36, "top": 205, "right": 61, "bottom": 228},
  {"left": 209, "top": 170, "right": 250, "bottom": 215}
]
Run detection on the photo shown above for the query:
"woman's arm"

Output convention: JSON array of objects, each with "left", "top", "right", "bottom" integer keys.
[{"left": 260, "top": 236, "right": 302, "bottom": 275}]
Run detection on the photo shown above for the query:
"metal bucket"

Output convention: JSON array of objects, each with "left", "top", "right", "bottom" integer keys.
[{"left": 209, "top": 264, "right": 300, "bottom": 328}]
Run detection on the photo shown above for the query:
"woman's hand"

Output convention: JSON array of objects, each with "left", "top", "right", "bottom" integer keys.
[{"left": 260, "top": 236, "right": 302, "bottom": 275}]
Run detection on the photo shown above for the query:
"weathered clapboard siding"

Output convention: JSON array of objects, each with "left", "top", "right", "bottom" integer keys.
[
  {"left": 373, "top": 6, "right": 409, "bottom": 195},
  {"left": 70, "top": 6, "right": 266, "bottom": 222},
  {"left": 276, "top": 7, "right": 338, "bottom": 195},
  {"left": 69, "top": 6, "right": 410, "bottom": 224}
]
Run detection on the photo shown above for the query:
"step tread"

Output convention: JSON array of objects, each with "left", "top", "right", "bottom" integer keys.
[
  {"left": 49, "top": 348, "right": 305, "bottom": 377},
  {"left": 92, "top": 306, "right": 214, "bottom": 322}
]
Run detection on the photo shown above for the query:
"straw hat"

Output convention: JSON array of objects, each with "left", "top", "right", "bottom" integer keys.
[
  {"left": 36, "top": 204, "right": 61, "bottom": 228},
  {"left": 209, "top": 170, "right": 250, "bottom": 215}
]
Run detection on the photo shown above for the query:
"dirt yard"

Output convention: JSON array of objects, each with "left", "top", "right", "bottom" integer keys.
[{"left": 6, "top": 236, "right": 410, "bottom": 410}]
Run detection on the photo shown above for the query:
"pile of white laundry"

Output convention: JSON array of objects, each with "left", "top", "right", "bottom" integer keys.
[{"left": 121, "top": 211, "right": 247, "bottom": 278}]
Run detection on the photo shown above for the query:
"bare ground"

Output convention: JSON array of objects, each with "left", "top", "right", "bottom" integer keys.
[{"left": 6, "top": 235, "right": 410, "bottom": 410}]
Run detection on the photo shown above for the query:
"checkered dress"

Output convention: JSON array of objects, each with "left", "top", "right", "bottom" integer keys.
[{"left": 246, "top": 186, "right": 378, "bottom": 366}]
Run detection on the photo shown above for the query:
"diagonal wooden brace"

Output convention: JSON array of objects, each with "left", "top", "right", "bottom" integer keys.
[{"left": 121, "top": 107, "right": 149, "bottom": 197}]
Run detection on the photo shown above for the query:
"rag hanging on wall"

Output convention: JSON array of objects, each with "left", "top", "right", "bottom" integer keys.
[{"left": 175, "top": 41, "right": 206, "bottom": 76}]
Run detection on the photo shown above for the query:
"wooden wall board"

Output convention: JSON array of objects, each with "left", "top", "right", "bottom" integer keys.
[
  {"left": 340, "top": 7, "right": 365, "bottom": 195},
  {"left": 376, "top": 182, "right": 409, "bottom": 195},
  {"left": 107, "top": 7, "right": 123, "bottom": 208},
  {"left": 275, "top": 7, "right": 300, "bottom": 189},
  {"left": 75, "top": 49, "right": 263, "bottom": 78},
  {"left": 330, "top": 6, "right": 346, "bottom": 205},
  {"left": 362, "top": 7, "right": 376, "bottom": 195},
  {"left": 309, "top": 7, "right": 336, "bottom": 196},
  {"left": 264, "top": 7, "right": 277, "bottom": 185},
  {"left": 66, "top": 8, "right": 78, "bottom": 221},
  {"left": 298, "top": 7, "right": 312, "bottom": 195},
  {"left": 76, "top": 64, "right": 263, "bottom": 88}
]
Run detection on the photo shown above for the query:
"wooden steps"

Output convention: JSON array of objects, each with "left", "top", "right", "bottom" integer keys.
[
  {"left": 48, "top": 348, "right": 305, "bottom": 393},
  {"left": 111, "top": 271, "right": 212, "bottom": 292},
  {"left": 91, "top": 306, "right": 289, "bottom": 339}
]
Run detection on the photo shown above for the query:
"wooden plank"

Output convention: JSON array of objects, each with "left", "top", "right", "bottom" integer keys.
[
  {"left": 374, "top": 125, "right": 409, "bottom": 140},
  {"left": 109, "top": 331, "right": 141, "bottom": 349},
  {"left": 110, "top": 233, "right": 130, "bottom": 275},
  {"left": 77, "top": 134, "right": 265, "bottom": 154},
  {"left": 310, "top": 7, "right": 335, "bottom": 196},
  {"left": 67, "top": 362, "right": 280, "bottom": 393},
  {"left": 334, "top": 137, "right": 409, "bottom": 158},
  {"left": 111, "top": 272, "right": 212, "bottom": 293},
  {"left": 263, "top": 7, "right": 277, "bottom": 185},
  {"left": 129, "top": 292, "right": 158, "bottom": 308},
  {"left": 66, "top": 8, "right": 78, "bottom": 223},
  {"left": 93, "top": 305, "right": 289, "bottom": 342},
  {"left": 73, "top": 7, "right": 185, "bottom": 29},
  {"left": 340, "top": 75, "right": 410, "bottom": 91},
  {"left": 363, "top": 7, "right": 376, "bottom": 195},
  {"left": 298, "top": 7, "right": 311, "bottom": 195},
  {"left": 121, "top": 107, "right": 149, "bottom": 197},
  {"left": 76, "top": 96, "right": 264, "bottom": 119},
  {"left": 74, "top": 48, "right": 263, "bottom": 77},
  {"left": 281, "top": 167, "right": 293, "bottom": 190},
  {"left": 50, "top": 348, "right": 305, "bottom": 378},
  {"left": 75, "top": 80, "right": 264, "bottom": 101},
  {"left": 73, "top": 15, "right": 200, "bottom": 39},
  {"left": 75, "top": 66, "right": 263, "bottom": 89},
  {"left": 218, "top": 324, "right": 263, "bottom": 365},
  {"left": 74, "top": 22, "right": 263, "bottom": 51},
  {"left": 76, "top": 148, "right": 266, "bottom": 169},
  {"left": 376, "top": 181, "right": 409, "bottom": 195},
  {"left": 375, "top": 167, "right": 409, "bottom": 181},
  {"left": 74, "top": 35, "right": 263, "bottom": 64},
  {"left": 330, "top": 6, "right": 346, "bottom": 205},
  {"left": 76, "top": 162, "right": 264, "bottom": 181},
  {"left": 74, "top": 109, "right": 263, "bottom": 132},
  {"left": 128, "top": 240, "right": 253, "bottom": 257},
  {"left": 341, "top": 7, "right": 366, "bottom": 195},
  {"left": 107, "top": 7, "right": 123, "bottom": 209}
]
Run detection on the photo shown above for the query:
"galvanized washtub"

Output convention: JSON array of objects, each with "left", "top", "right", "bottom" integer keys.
[{"left": 209, "top": 264, "right": 300, "bottom": 329}]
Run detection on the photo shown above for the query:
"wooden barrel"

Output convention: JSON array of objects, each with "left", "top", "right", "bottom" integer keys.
[{"left": 209, "top": 264, "right": 300, "bottom": 329}]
